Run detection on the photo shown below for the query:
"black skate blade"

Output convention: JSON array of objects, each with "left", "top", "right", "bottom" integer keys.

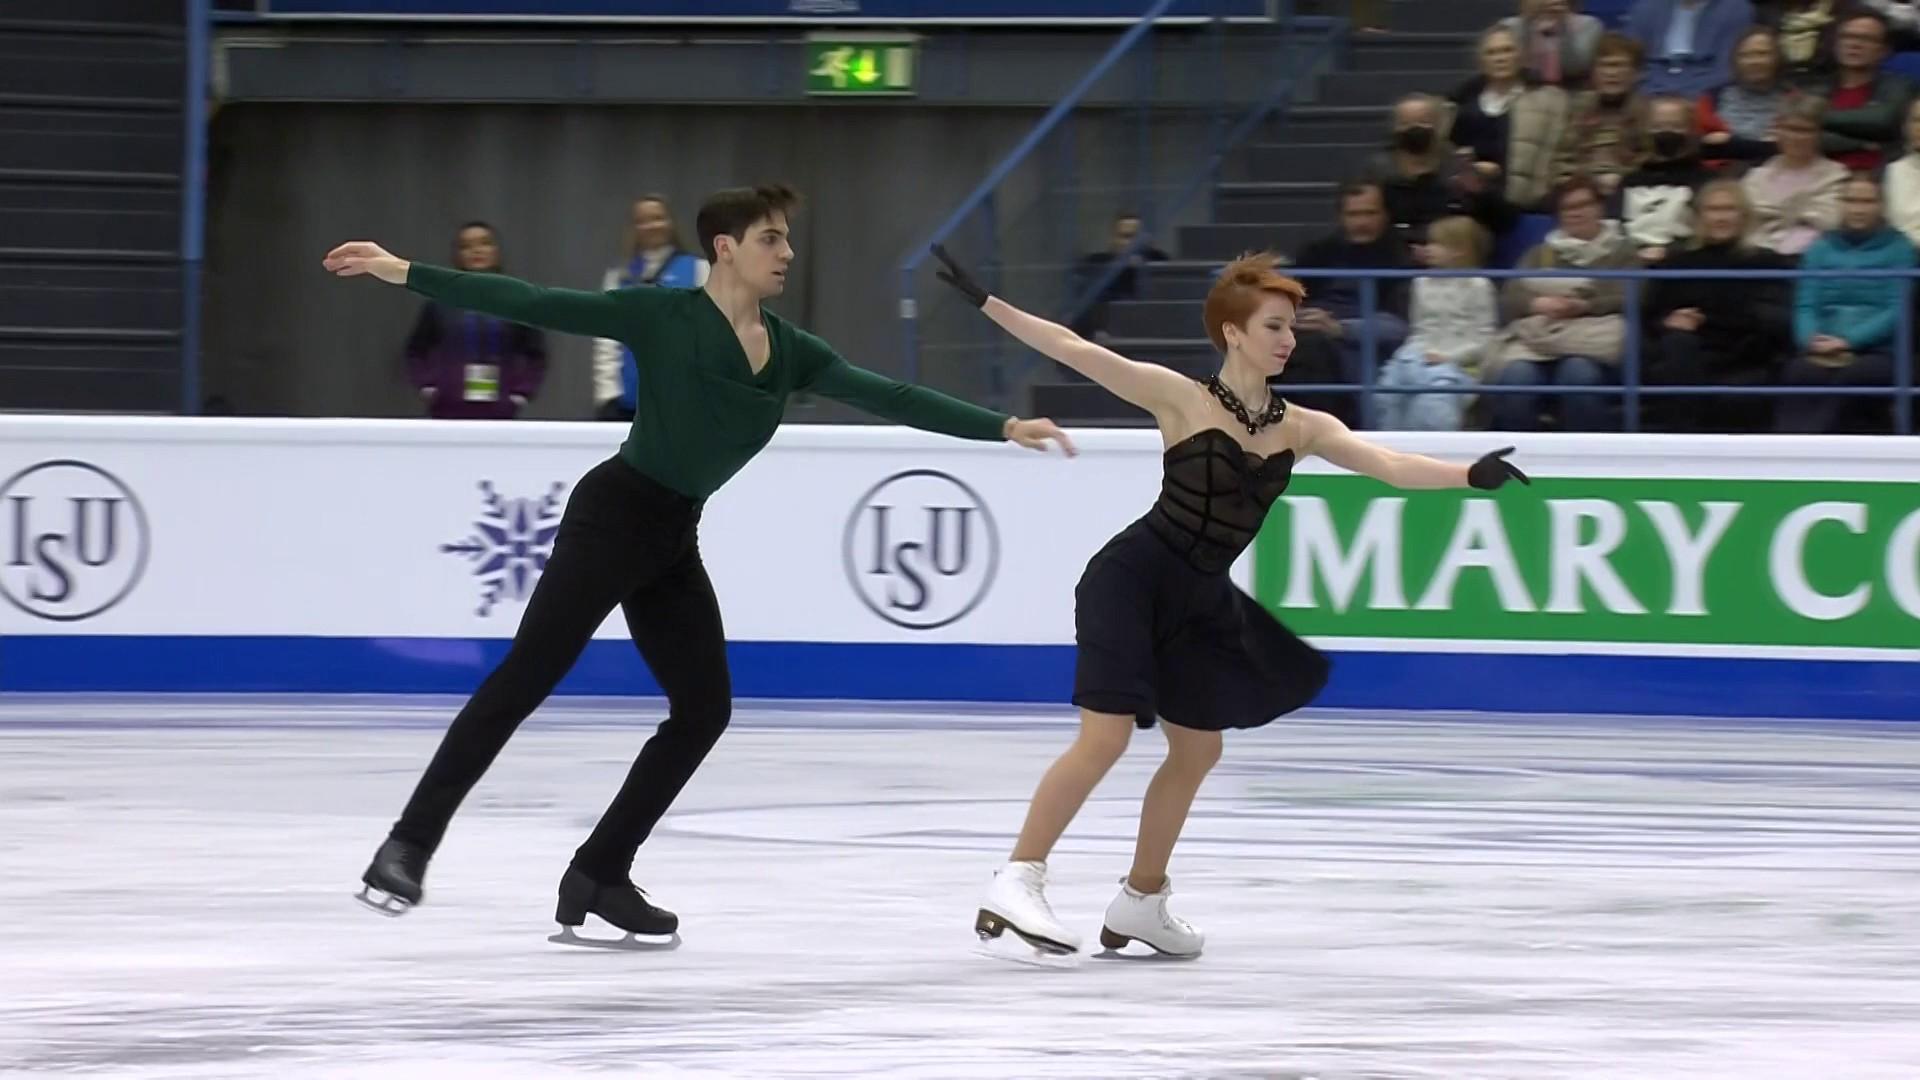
[
  {"left": 548, "top": 925, "right": 681, "bottom": 952},
  {"left": 354, "top": 885, "right": 413, "bottom": 918}
]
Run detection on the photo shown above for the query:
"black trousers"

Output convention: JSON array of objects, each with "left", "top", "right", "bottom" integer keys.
[
  {"left": 391, "top": 456, "right": 731, "bottom": 884},
  {"left": 1774, "top": 350, "right": 1896, "bottom": 434},
  {"left": 1644, "top": 330, "right": 1775, "bottom": 434}
]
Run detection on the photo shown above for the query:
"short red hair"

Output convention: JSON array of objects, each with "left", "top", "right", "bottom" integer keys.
[{"left": 1202, "top": 252, "right": 1307, "bottom": 353}]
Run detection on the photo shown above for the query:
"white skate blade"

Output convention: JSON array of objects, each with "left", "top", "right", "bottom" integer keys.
[
  {"left": 354, "top": 885, "right": 412, "bottom": 918},
  {"left": 548, "top": 925, "right": 681, "bottom": 952}
]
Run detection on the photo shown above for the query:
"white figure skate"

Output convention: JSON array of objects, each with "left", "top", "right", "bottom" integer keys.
[
  {"left": 975, "top": 860, "right": 1082, "bottom": 957},
  {"left": 1097, "top": 875, "right": 1203, "bottom": 959}
]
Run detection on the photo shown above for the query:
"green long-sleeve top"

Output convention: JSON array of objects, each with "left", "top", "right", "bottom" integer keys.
[{"left": 406, "top": 263, "right": 1012, "bottom": 499}]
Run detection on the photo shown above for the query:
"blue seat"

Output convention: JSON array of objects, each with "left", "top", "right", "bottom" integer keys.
[
  {"left": 1493, "top": 213, "right": 1556, "bottom": 269},
  {"left": 1581, "top": 0, "right": 1636, "bottom": 28},
  {"left": 1885, "top": 51, "right": 1920, "bottom": 84}
]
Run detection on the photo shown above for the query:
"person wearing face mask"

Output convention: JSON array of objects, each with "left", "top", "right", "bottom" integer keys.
[
  {"left": 403, "top": 221, "right": 547, "bottom": 420},
  {"left": 1625, "top": 0, "right": 1757, "bottom": 98},
  {"left": 1370, "top": 94, "right": 1515, "bottom": 246},
  {"left": 593, "top": 195, "right": 710, "bottom": 422},
  {"left": 1621, "top": 96, "right": 1718, "bottom": 261},
  {"left": 1642, "top": 179, "right": 1794, "bottom": 432},
  {"left": 1446, "top": 25, "right": 1572, "bottom": 210},
  {"left": 1775, "top": 172, "right": 1916, "bottom": 432},
  {"left": 1554, "top": 33, "right": 1653, "bottom": 200},
  {"left": 1878, "top": 97, "right": 1920, "bottom": 243},
  {"left": 1499, "top": 0, "right": 1606, "bottom": 88},
  {"left": 1699, "top": 26, "right": 1792, "bottom": 165}
]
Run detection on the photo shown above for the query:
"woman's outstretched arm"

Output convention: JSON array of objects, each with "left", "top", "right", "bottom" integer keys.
[
  {"left": 931, "top": 244, "right": 1189, "bottom": 416},
  {"left": 1300, "top": 408, "right": 1530, "bottom": 491}
]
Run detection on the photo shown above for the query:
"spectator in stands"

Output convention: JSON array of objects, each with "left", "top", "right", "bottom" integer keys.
[
  {"left": 1643, "top": 179, "right": 1794, "bottom": 430},
  {"left": 1371, "top": 93, "right": 1516, "bottom": 243},
  {"left": 1485, "top": 175, "right": 1640, "bottom": 430},
  {"left": 1762, "top": 0, "right": 1861, "bottom": 77},
  {"left": 1880, "top": 96, "right": 1920, "bottom": 242},
  {"left": 1067, "top": 210, "right": 1170, "bottom": 339},
  {"left": 1808, "top": 11, "right": 1912, "bottom": 171},
  {"left": 1743, "top": 95, "right": 1849, "bottom": 253},
  {"left": 593, "top": 195, "right": 708, "bottom": 421},
  {"left": 1447, "top": 25, "right": 1573, "bottom": 210},
  {"left": 1622, "top": 95, "right": 1717, "bottom": 260},
  {"left": 1700, "top": 26, "right": 1792, "bottom": 164},
  {"left": 1500, "top": 0, "right": 1606, "bottom": 88},
  {"left": 1555, "top": 34, "right": 1653, "bottom": 198},
  {"left": 1281, "top": 181, "right": 1415, "bottom": 426},
  {"left": 404, "top": 222, "right": 546, "bottom": 420},
  {"left": 1858, "top": 0, "right": 1920, "bottom": 46},
  {"left": 1625, "top": 0, "right": 1757, "bottom": 97},
  {"left": 1378, "top": 216, "right": 1499, "bottom": 430},
  {"left": 1777, "top": 171, "right": 1916, "bottom": 431}
]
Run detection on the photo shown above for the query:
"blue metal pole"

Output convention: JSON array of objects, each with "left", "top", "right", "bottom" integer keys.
[{"left": 180, "top": 0, "right": 211, "bottom": 415}]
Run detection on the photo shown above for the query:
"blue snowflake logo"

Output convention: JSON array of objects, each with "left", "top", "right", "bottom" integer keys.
[{"left": 440, "top": 481, "right": 566, "bottom": 616}]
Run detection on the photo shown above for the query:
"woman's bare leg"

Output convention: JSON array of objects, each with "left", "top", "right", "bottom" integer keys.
[
  {"left": 1127, "top": 721, "right": 1223, "bottom": 892},
  {"left": 1008, "top": 710, "right": 1135, "bottom": 863}
]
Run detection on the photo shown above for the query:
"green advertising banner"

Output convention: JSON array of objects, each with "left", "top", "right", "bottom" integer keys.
[{"left": 1253, "top": 477, "right": 1920, "bottom": 652}]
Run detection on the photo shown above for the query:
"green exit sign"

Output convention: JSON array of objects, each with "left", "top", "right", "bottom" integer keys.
[{"left": 805, "top": 35, "right": 918, "bottom": 97}]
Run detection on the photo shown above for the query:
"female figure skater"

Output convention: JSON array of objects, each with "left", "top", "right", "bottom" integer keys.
[
  {"left": 929, "top": 245, "right": 1528, "bottom": 959},
  {"left": 324, "top": 185, "right": 1073, "bottom": 947}
]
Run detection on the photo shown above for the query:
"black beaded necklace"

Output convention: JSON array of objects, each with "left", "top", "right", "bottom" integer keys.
[{"left": 1205, "top": 374, "right": 1287, "bottom": 435}]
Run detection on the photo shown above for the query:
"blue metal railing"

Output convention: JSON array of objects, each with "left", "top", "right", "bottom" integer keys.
[
  {"left": 895, "top": 0, "right": 1319, "bottom": 403},
  {"left": 896, "top": 0, "right": 1179, "bottom": 388},
  {"left": 1057, "top": 0, "right": 1325, "bottom": 338},
  {"left": 1224, "top": 265, "right": 1920, "bottom": 435}
]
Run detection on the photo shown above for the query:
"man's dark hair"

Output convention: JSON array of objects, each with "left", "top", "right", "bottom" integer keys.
[
  {"left": 1839, "top": 10, "right": 1891, "bottom": 41},
  {"left": 1337, "top": 179, "right": 1385, "bottom": 209},
  {"left": 696, "top": 184, "right": 802, "bottom": 262}
]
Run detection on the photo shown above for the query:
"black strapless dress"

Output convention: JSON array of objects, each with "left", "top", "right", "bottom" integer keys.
[{"left": 1071, "top": 427, "right": 1331, "bottom": 731}]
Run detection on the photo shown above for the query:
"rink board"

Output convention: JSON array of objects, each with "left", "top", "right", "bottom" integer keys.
[{"left": 0, "top": 418, "right": 1915, "bottom": 718}]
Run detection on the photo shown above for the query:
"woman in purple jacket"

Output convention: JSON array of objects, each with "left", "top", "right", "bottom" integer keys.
[{"left": 404, "top": 222, "right": 547, "bottom": 419}]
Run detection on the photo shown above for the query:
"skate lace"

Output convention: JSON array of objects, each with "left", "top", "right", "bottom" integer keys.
[
  {"left": 1155, "top": 889, "right": 1192, "bottom": 934},
  {"left": 1023, "top": 869, "right": 1059, "bottom": 919}
]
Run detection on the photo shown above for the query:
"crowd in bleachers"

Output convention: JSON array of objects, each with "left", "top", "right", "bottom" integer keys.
[{"left": 1283, "top": 0, "right": 1920, "bottom": 434}]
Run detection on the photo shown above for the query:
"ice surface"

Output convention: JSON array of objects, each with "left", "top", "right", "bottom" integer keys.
[{"left": 2, "top": 697, "right": 1918, "bottom": 1079}]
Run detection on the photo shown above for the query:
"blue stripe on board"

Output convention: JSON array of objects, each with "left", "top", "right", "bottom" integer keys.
[{"left": 0, "top": 637, "right": 1913, "bottom": 720}]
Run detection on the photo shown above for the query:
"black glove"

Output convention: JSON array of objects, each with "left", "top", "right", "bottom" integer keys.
[
  {"left": 1468, "top": 446, "right": 1530, "bottom": 490},
  {"left": 930, "top": 243, "right": 990, "bottom": 308}
]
